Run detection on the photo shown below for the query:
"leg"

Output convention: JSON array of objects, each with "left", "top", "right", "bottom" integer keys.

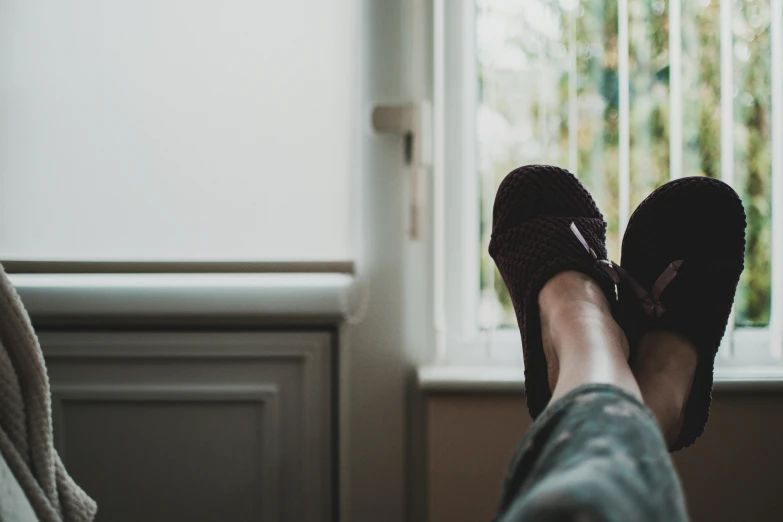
[
  {"left": 496, "top": 271, "right": 688, "bottom": 522},
  {"left": 632, "top": 330, "right": 698, "bottom": 447},
  {"left": 539, "top": 271, "right": 641, "bottom": 403}
]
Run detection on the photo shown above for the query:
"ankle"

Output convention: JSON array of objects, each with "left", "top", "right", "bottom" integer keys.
[
  {"left": 633, "top": 330, "right": 697, "bottom": 446},
  {"left": 638, "top": 328, "right": 695, "bottom": 358},
  {"left": 539, "top": 271, "right": 612, "bottom": 318},
  {"left": 638, "top": 372, "right": 689, "bottom": 446},
  {"left": 544, "top": 304, "right": 629, "bottom": 360},
  {"left": 539, "top": 272, "right": 627, "bottom": 362},
  {"left": 538, "top": 271, "right": 638, "bottom": 402},
  {"left": 633, "top": 330, "right": 697, "bottom": 381}
]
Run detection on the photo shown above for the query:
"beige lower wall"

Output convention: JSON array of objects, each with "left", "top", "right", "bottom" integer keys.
[{"left": 426, "top": 391, "right": 783, "bottom": 522}]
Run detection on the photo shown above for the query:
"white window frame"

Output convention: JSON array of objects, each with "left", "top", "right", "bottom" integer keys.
[{"left": 433, "top": 0, "right": 783, "bottom": 379}]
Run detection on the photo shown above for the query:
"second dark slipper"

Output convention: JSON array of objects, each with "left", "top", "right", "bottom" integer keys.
[
  {"left": 489, "top": 165, "right": 619, "bottom": 420},
  {"left": 618, "top": 176, "right": 746, "bottom": 450}
]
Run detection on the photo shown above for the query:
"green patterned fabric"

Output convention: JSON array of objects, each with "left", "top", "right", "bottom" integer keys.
[{"left": 496, "top": 384, "right": 688, "bottom": 522}]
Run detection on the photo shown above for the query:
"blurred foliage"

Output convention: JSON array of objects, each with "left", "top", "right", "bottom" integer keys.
[
  {"left": 477, "top": 0, "right": 773, "bottom": 328},
  {"left": 733, "top": 0, "right": 772, "bottom": 326}
]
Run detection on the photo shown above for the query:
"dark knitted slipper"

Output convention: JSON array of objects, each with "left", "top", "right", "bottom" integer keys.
[
  {"left": 618, "top": 176, "right": 746, "bottom": 450},
  {"left": 489, "top": 165, "right": 619, "bottom": 419}
]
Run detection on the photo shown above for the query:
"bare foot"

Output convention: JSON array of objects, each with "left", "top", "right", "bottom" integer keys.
[
  {"left": 539, "top": 271, "right": 640, "bottom": 404},
  {"left": 632, "top": 330, "right": 698, "bottom": 446}
]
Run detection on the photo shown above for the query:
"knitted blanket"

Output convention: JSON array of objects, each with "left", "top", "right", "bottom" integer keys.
[{"left": 0, "top": 264, "right": 97, "bottom": 522}]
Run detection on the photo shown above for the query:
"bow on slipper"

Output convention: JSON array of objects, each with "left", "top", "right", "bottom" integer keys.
[{"left": 570, "top": 222, "right": 683, "bottom": 319}]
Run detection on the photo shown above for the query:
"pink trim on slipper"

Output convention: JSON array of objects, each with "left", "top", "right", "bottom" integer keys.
[{"left": 570, "top": 222, "right": 683, "bottom": 319}]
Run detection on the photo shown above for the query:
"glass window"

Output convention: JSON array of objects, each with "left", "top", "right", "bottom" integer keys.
[{"left": 476, "top": 0, "right": 776, "bottom": 333}]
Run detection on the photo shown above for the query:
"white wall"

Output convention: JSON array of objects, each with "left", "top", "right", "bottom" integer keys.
[
  {"left": 346, "top": 1, "right": 435, "bottom": 521},
  {"left": 3, "top": 3, "right": 434, "bottom": 521},
  {"left": 0, "top": 0, "right": 356, "bottom": 262}
]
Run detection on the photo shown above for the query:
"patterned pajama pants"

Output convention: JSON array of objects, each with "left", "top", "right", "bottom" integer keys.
[{"left": 496, "top": 384, "right": 689, "bottom": 522}]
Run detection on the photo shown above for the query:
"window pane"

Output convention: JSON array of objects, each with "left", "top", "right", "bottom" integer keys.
[
  {"left": 577, "top": 0, "right": 621, "bottom": 261},
  {"left": 629, "top": 0, "right": 670, "bottom": 210},
  {"left": 682, "top": 0, "right": 722, "bottom": 178},
  {"left": 733, "top": 0, "right": 772, "bottom": 326},
  {"left": 477, "top": 0, "right": 572, "bottom": 326},
  {"left": 476, "top": 0, "right": 773, "bottom": 331}
]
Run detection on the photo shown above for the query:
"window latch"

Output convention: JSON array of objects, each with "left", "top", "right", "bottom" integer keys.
[{"left": 371, "top": 102, "right": 432, "bottom": 240}]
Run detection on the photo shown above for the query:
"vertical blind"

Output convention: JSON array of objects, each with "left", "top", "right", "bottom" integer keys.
[{"left": 0, "top": 0, "right": 356, "bottom": 263}]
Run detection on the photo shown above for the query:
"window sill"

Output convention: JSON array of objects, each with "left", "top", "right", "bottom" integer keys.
[
  {"left": 418, "top": 364, "right": 783, "bottom": 393},
  {"left": 9, "top": 273, "right": 354, "bottom": 324}
]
